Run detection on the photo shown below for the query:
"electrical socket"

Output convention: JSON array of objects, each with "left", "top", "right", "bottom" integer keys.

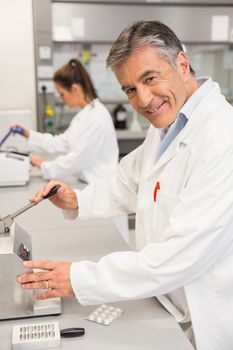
[{"left": 38, "top": 81, "right": 54, "bottom": 94}]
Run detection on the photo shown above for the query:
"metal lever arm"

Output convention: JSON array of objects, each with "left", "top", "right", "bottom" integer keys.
[
  {"left": 9, "top": 202, "right": 36, "bottom": 221},
  {"left": 0, "top": 184, "right": 61, "bottom": 234}
]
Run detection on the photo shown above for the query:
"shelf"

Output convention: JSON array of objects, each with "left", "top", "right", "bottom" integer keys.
[{"left": 116, "top": 129, "right": 148, "bottom": 140}]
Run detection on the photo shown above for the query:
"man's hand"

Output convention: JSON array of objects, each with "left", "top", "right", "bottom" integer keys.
[
  {"left": 29, "top": 180, "right": 78, "bottom": 210},
  {"left": 30, "top": 155, "right": 44, "bottom": 168},
  {"left": 17, "top": 260, "right": 74, "bottom": 300}
]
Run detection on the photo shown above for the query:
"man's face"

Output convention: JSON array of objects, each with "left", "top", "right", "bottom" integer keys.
[{"left": 114, "top": 46, "right": 190, "bottom": 128}]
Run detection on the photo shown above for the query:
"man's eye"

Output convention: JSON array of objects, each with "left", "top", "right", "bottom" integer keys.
[
  {"left": 125, "top": 88, "right": 136, "bottom": 97},
  {"left": 145, "top": 76, "right": 156, "bottom": 84}
]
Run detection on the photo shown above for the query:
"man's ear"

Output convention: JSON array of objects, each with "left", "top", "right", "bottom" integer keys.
[{"left": 176, "top": 51, "right": 190, "bottom": 76}]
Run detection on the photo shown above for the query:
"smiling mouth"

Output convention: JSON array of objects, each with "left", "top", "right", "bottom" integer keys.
[{"left": 142, "top": 100, "right": 166, "bottom": 115}]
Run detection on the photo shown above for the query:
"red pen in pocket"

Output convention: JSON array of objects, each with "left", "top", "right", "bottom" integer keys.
[{"left": 153, "top": 181, "right": 160, "bottom": 202}]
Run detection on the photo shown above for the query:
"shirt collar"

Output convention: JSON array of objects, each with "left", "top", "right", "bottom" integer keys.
[
  {"left": 158, "top": 77, "right": 214, "bottom": 140},
  {"left": 180, "top": 77, "right": 215, "bottom": 120}
]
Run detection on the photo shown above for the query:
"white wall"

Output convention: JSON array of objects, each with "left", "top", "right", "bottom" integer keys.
[{"left": 0, "top": 0, "right": 37, "bottom": 128}]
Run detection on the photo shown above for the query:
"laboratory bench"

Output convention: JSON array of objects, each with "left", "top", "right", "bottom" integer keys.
[
  {"left": 116, "top": 129, "right": 148, "bottom": 157},
  {"left": 0, "top": 172, "right": 193, "bottom": 349},
  {"left": 49, "top": 102, "right": 148, "bottom": 157},
  {"left": 116, "top": 130, "right": 147, "bottom": 140}
]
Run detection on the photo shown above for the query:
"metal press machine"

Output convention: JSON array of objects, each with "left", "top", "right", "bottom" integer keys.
[{"left": 0, "top": 185, "right": 62, "bottom": 320}]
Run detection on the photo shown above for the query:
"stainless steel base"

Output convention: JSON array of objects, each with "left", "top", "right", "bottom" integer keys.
[
  {"left": 0, "top": 223, "right": 62, "bottom": 321},
  {"left": 0, "top": 297, "right": 62, "bottom": 321},
  {"left": 33, "top": 297, "right": 62, "bottom": 317}
]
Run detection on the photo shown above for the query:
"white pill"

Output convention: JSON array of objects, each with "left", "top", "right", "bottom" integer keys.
[
  {"left": 104, "top": 318, "right": 110, "bottom": 325},
  {"left": 116, "top": 308, "right": 122, "bottom": 314},
  {"left": 89, "top": 315, "right": 95, "bottom": 321},
  {"left": 108, "top": 316, "right": 114, "bottom": 323},
  {"left": 97, "top": 316, "right": 102, "bottom": 323},
  {"left": 112, "top": 311, "right": 118, "bottom": 319}
]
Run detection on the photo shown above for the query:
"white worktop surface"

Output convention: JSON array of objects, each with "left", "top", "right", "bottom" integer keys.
[{"left": 0, "top": 172, "right": 193, "bottom": 349}]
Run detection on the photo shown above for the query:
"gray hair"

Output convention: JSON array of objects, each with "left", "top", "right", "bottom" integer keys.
[{"left": 106, "top": 20, "right": 194, "bottom": 74}]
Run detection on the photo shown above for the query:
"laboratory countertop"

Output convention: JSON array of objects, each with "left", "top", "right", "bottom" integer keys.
[
  {"left": 116, "top": 129, "right": 147, "bottom": 140},
  {"left": 0, "top": 173, "right": 193, "bottom": 349}
]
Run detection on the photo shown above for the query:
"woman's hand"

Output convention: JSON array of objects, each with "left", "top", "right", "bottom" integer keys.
[
  {"left": 30, "top": 155, "right": 44, "bottom": 168},
  {"left": 17, "top": 260, "right": 74, "bottom": 300},
  {"left": 29, "top": 180, "right": 78, "bottom": 210},
  {"left": 11, "top": 124, "right": 30, "bottom": 138}
]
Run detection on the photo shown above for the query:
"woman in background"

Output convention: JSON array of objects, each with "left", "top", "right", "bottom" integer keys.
[{"left": 15, "top": 58, "right": 119, "bottom": 183}]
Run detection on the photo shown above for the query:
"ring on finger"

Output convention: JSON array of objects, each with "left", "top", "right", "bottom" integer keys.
[{"left": 45, "top": 280, "right": 49, "bottom": 289}]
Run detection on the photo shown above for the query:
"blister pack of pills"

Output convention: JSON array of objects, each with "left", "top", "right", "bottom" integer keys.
[{"left": 86, "top": 304, "right": 124, "bottom": 326}]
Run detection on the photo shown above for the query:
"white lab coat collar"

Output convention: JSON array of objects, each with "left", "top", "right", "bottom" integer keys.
[
  {"left": 151, "top": 82, "right": 224, "bottom": 174},
  {"left": 180, "top": 77, "right": 214, "bottom": 120},
  {"left": 157, "top": 77, "right": 214, "bottom": 142}
]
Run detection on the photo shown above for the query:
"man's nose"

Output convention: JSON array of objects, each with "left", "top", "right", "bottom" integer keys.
[{"left": 137, "top": 87, "right": 153, "bottom": 108}]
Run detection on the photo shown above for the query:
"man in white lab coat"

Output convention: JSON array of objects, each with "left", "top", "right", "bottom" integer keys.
[{"left": 17, "top": 21, "right": 233, "bottom": 350}]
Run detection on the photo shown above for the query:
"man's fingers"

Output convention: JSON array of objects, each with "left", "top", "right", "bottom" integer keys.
[
  {"left": 29, "top": 181, "right": 61, "bottom": 203},
  {"left": 34, "top": 290, "right": 59, "bottom": 300},
  {"left": 29, "top": 180, "right": 77, "bottom": 210},
  {"left": 17, "top": 271, "right": 51, "bottom": 284},
  {"left": 42, "top": 181, "right": 62, "bottom": 197},
  {"left": 17, "top": 261, "right": 73, "bottom": 299},
  {"left": 35, "top": 288, "right": 73, "bottom": 300},
  {"left": 22, "top": 260, "right": 57, "bottom": 270},
  {"left": 20, "top": 280, "right": 51, "bottom": 290}
]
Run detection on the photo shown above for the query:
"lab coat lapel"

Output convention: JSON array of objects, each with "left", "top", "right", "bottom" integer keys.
[
  {"left": 153, "top": 135, "right": 187, "bottom": 172},
  {"left": 142, "top": 126, "right": 161, "bottom": 176},
  {"left": 143, "top": 125, "right": 189, "bottom": 179},
  {"left": 150, "top": 82, "right": 225, "bottom": 175}
]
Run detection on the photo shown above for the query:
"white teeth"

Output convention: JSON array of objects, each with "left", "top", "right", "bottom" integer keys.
[
  {"left": 146, "top": 102, "right": 164, "bottom": 113},
  {"left": 147, "top": 109, "right": 156, "bottom": 113},
  {"left": 141, "top": 100, "right": 166, "bottom": 114},
  {"left": 147, "top": 105, "right": 160, "bottom": 113}
]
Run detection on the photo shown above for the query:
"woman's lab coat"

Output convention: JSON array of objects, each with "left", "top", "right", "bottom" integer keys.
[
  {"left": 70, "top": 83, "right": 233, "bottom": 350},
  {"left": 28, "top": 99, "right": 119, "bottom": 182}
]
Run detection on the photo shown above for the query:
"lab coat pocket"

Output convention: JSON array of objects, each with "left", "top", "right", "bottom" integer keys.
[
  {"left": 156, "top": 191, "right": 179, "bottom": 241},
  {"left": 139, "top": 181, "right": 178, "bottom": 243}
]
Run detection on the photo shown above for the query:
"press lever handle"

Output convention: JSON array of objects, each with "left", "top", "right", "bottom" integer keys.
[
  {"left": 42, "top": 184, "right": 61, "bottom": 199},
  {"left": 60, "top": 327, "right": 85, "bottom": 338},
  {"left": 11, "top": 184, "right": 62, "bottom": 219},
  {"left": 0, "top": 184, "right": 62, "bottom": 234}
]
